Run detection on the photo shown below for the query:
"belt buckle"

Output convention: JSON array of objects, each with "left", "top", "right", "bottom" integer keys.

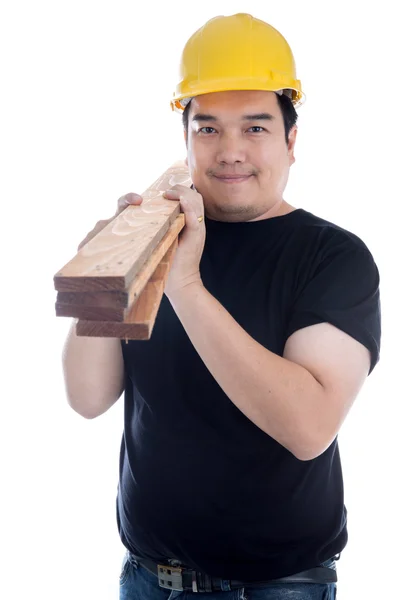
[{"left": 157, "top": 564, "right": 184, "bottom": 591}]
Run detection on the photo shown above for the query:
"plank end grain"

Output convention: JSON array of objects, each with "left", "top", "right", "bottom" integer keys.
[
  {"left": 54, "top": 214, "right": 185, "bottom": 322},
  {"left": 56, "top": 290, "right": 129, "bottom": 309},
  {"left": 76, "top": 319, "right": 151, "bottom": 340},
  {"left": 55, "top": 302, "right": 126, "bottom": 322},
  {"left": 75, "top": 238, "right": 178, "bottom": 339}
]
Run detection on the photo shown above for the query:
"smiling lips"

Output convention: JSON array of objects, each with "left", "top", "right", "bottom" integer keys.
[{"left": 213, "top": 174, "right": 253, "bottom": 183}]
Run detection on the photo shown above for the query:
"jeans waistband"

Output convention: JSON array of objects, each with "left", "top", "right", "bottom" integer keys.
[{"left": 131, "top": 553, "right": 339, "bottom": 593}]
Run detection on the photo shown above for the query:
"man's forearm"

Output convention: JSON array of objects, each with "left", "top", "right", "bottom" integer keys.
[
  {"left": 168, "top": 282, "right": 328, "bottom": 460},
  {"left": 62, "top": 320, "right": 124, "bottom": 419}
]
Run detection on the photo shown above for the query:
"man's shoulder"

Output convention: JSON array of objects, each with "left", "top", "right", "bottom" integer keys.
[{"left": 294, "top": 208, "right": 374, "bottom": 258}]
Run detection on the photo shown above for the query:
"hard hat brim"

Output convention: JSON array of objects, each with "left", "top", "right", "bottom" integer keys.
[{"left": 171, "top": 79, "right": 305, "bottom": 113}]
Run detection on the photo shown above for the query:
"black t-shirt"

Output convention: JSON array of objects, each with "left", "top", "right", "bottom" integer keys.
[{"left": 116, "top": 208, "right": 381, "bottom": 582}]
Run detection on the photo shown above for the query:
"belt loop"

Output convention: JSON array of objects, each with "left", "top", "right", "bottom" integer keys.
[
  {"left": 205, "top": 573, "right": 212, "bottom": 592},
  {"left": 192, "top": 570, "right": 198, "bottom": 592}
]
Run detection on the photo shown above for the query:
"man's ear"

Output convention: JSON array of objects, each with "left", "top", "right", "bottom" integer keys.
[
  {"left": 288, "top": 125, "right": 298, "bottom": 166},
  {"left": 183, "top": 129, "right": 188, "bottom": 165}
]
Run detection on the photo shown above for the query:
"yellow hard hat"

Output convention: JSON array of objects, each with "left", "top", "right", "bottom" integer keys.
[{"left": 171, "top": 13, "right": 304, "bottom": 112}]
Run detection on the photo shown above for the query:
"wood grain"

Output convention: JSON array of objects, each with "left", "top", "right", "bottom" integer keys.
[
  {"left": 56, "top": 290, "right": 128, "bottom": 309},
  {"left": 76, "top": 239, "right": 178, "bottom": 339},
  {"left": 55, "top": 303, "right": 126, "bottom": 322},
  {"left": 55, "top": 214, "right": 185, "bottom": 321},
  {"left": 53, "top": 162, "right": 191, "bottom": 293}
]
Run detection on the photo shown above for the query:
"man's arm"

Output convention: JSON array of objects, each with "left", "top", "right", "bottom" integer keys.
[
  {"left": 62, "top": 319, "right": 125, "bottom": 419},
  {"left": 162, "top": 185, "right": 372, "bottom": 460},
  {"left": 168, "top": 282, "right": 371, "bottom": 461},
  {"left": 61, "top": 192, "right": 143, "bottom": 419}
]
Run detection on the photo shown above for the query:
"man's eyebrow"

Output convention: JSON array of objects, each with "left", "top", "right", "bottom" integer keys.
[
  {"left": 192, "top": 113, "right": 217, "bottom": 122},
  {"left": 243, "top": 113, "right": 275, "bottom": 121},
  {"left": 191, "top": 112, "right": 275, "bottom": 122}
]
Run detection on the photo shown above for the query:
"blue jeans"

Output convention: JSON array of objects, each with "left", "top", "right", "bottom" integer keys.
[{"left": 119, "top": 553, "right": 338, "bottom": 599}]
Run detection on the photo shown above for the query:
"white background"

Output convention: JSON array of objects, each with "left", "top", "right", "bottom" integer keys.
[{"left": 1, "top": 1, "right": 398, "bottom": 598}]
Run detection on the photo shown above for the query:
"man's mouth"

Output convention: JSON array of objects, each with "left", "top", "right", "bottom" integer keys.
[{"left": 213, "top": 174, "right": 253, "bottom": 183}]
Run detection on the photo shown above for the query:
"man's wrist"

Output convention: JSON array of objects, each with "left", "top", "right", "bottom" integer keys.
[{"left": 166, "top": 278, "right": 204, "bottom": 305}]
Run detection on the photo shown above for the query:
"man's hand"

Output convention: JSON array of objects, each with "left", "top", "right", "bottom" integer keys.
[
  {"left": 162, "top": 185, "right": 206, "bottom": 299},
  {"left": 77, "top": 192, "right": 143, "bottom": 251}
]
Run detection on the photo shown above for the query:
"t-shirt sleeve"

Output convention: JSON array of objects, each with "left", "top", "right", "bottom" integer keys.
[{"left": 285, "top": 234, "right": 381, "bottom": 375}]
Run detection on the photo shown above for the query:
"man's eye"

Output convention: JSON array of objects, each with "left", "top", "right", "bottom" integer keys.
[
  {"left": 199, "top": 127, "right": 216, "bottom": 134},
  {"left": 248, "top": 126, "right": 265, "bottom": 133}
]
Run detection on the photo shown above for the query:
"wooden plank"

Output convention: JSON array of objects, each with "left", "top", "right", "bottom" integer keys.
[
  {"left": 54, "top": 203, "right": 179, "bottom": 293},
  {"left": 53, "top": 162, "right": 191, "bottom": 293},
  {"left": 76, "top": 239, "right": 178, "bottom": 339},
  {"left": 55, "top": 303, "right": 125, "bottom": 322},
  {"left": 56, "top": 290, "right": 129, "bottom": 309},
  {"left": 55, "top": 214, "right": 185, "bottom": 321}
]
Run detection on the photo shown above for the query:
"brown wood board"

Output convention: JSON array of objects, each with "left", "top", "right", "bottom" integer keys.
[
  {"left": 76, "top": 238, "right": 178, "bottom": 339},
  {"left": 55, "top": 214, "right": 185, "bottom": 321},
  {"left": 53, "top": 162, "right": 191, "bottom": 293},
  {"left": 53, "top": 202, "right": 179, "bottom": 293},
  {"left": 56, "top": 290, "right": 128, "bottom": 309},
  {"left": 55, "top": 303, "right": 125, "bottom": 322}
]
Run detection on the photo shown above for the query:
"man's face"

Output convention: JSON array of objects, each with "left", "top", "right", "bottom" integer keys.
[{"left": 184, "top": 90, "right": 297, "bottom": 222}]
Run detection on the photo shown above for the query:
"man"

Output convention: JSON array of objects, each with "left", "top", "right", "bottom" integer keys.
[{"left": 63, "top": 13, "right": 381, "bottom": 600}]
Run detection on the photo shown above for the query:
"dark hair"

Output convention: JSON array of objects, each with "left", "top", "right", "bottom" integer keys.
[{"left": 182, "top": 92, "right": 298, "bottom": 145}]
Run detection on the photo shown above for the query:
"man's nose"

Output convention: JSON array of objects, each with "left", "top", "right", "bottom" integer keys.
[{"left": 215, "top": 134, "right": 246, "bottom": 164}]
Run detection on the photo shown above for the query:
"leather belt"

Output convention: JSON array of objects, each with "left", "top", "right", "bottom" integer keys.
[{"left": 131, "top": 555, "right": 338, "bottom": 593}]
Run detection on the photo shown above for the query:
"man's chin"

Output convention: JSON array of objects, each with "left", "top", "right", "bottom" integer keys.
[{"left": 207, "top": 203, "right": 266, "bottom": 223}]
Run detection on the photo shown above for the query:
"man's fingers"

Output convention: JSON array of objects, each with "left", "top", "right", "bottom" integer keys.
[
  {"left": 116, "top": 192, "right": 143, "bottom": 215},
  {"left": 163, "top": 187, "right": 204, "bottom": 221},
  {"left": 124, "top": 192, "right": 143, "bottom": 204}
]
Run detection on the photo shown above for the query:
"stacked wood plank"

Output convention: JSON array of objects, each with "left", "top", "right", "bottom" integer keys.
[{"left": 53, "top": 161, "right": 192, "bottom": 339}]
